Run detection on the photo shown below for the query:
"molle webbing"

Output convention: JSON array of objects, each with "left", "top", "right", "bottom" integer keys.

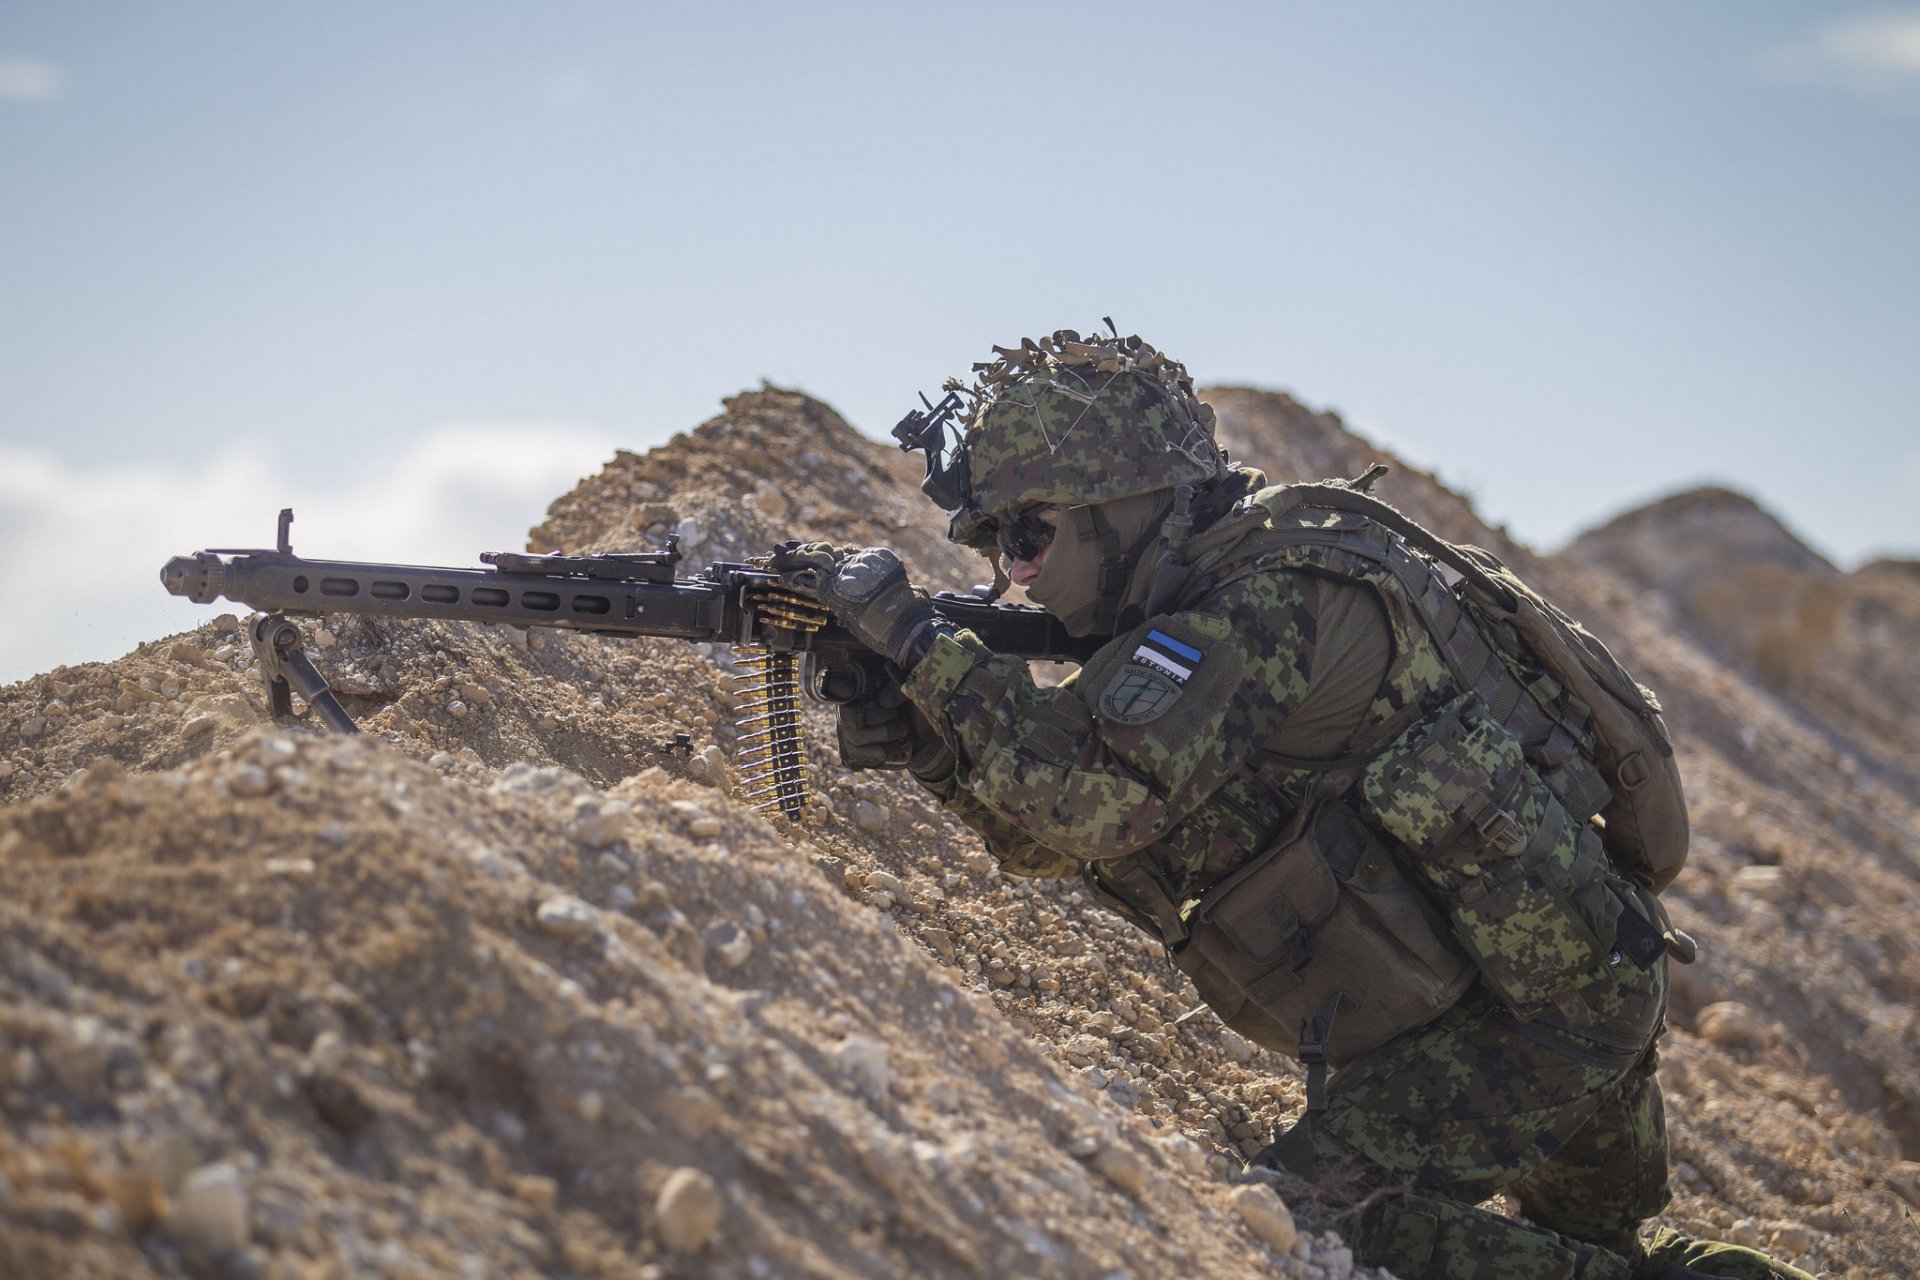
[
  {"left": 1380, "top": 538, "right": 1615, "bottom": 827},
  {"left": 1193, "top": 509, "right": 1615, "bottom": 832}
]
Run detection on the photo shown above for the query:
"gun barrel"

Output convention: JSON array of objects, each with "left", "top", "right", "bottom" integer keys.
[
  {"left": 158, "top": 549, "right": 735, "bottom": 641},
  {"left": 161, "top": 553, "right": 226, "bottom": 604}
]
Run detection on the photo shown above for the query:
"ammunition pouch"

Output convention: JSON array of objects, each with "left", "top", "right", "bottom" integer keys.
[
  {"left": 1360, "top": 691, "right": 1626, "bottom": 1021},
  {"left": 1170, "top": 796, "right": 1475, "bottom": 1067}
]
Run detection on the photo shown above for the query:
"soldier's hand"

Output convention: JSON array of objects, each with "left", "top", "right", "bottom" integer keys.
[
  {"left": 836, "top": 676, "right": 954, "bottom": 776},
  {"left": 771, "top": 543, "right": 944, "bottom": 669},
  {"left": 766, "top": 541, "right": 854, "bottom": 579}
]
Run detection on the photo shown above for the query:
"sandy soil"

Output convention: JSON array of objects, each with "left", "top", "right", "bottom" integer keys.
[{"left": 2, "top": 385, "right": 1915, "bottom": 1279}]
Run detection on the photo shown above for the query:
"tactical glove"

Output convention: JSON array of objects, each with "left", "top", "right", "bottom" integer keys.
[
  {"left": 836, "top": 676, "right": 955, "bottom": 776},
  {"left": 771, "top": 543, "right": 945, "bottom": 670}
]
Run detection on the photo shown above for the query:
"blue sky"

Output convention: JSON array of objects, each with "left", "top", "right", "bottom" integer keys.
[{"left": 2, "top": 3, "right": 1917, "bottom": 682}]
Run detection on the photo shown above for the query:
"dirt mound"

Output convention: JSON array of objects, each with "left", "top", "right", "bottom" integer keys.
[
  {"left": 4, "top": 385, "right": 1918, "bottom": 1278},
  {"left": 1558, "top": 486, "right": 1847, "bottom": 689}
]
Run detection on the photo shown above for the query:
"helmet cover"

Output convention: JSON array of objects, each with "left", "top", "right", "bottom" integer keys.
[{"left": 935, "top": 329, "right": 1225, "bottom": 538}]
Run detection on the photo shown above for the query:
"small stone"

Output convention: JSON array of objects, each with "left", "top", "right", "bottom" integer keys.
[
  {"left": 22, "top": 716, "right": 48, "bottom": 738},
  {"left": 263, "top": 857, "right": 316, "bottom": 879},
  {"left": 181, "top": 715, "right": 219, "bottom": 740},
  {"left": 314, "top": 628, "right": 337, "bottom": 649},
  {"left": 688, "top": 745, "right": 727, "bottom": 788},
  {"left": 577, "top": 1091, "right": 605, "bottom": 1124},
  {"left": 834, "top": 1034, "right": 890, "bottom": 1100},
  {"left": 1066, "top": 1133, "right": 1102, "bottom": 1159},
  {"left": 1063, "top": 1034, "right": 1106, "bottom": 1068},
  {"left": 227, "top": 766, "right": 273, "bottom": 798},
  {"left": 49, "top": 1015, "right": 123, "bottom": 1093},
  {"left": 535, "top": 896, "right": 602, "bottom": 941},
  {"left": 514, "top": 1174, "right": 559, "bottom": 1211},
  {"left": 0, "top": 761, "right": 15, "bottom": 780},
  {"left": 1090, "top": 1151, "right": 1144, "bottom": 1205},
  {"left": 864, "top": 869, "right": 905, "bottom": 895},
  {"left": 256, "top": 736, "right": 297, "bottom": 764},
  {"left": 44, "top": 699, "right": 71, "bottom": 717},
  {"left": 167, "top": 1162, "right": 249, "bottom": 1253},
  {"left": 852, "top": 800, "right": 889, "bottom": 833},
  {"left": 689, "top": 814, "right": 724, "bottom": 838},
  {"left": 1158, "top": 1134, "right": 1210, "bottom": 1175},
  {"left": 570, "top": 801, "right": 632, "bottom": 849},
  {"left": 1732, "top": 864, "right": 1791, "bottom": 903},
  {"left": 212, "top": 613, "right": 240, "bottom": 632},
  {"left": 668, "top": 1088, "right": 726, "bottom": 1138},
  {"left": 1219, "top": 1030, "right": 1255, "bottom": 1064},
  {"left": 1727, "top": 1217, "right": 1761, "bottom": 1247},
  {"left": 1696, "top": 1001, "right": 1765, "bottom": 1049},
  {"left": 1766, "top": 1220, "right": 1813, "bottom": 1256},
  {"left": 701, "top": 922, "right": 754, "bottom": 967},
  {"left": 1231, "top": 1183, "right": 1299, "bottom": 1253},
  {"left": 653, "top": 1167, "right": 724, "bottom": 1251}
]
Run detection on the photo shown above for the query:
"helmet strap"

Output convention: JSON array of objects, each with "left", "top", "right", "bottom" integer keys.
[
  {"left": 1139, "top": 484, "right": 1197, "bottom": 619},
  {"left": 1086, "top": 500, "right": 1174, "bottom": 637}
]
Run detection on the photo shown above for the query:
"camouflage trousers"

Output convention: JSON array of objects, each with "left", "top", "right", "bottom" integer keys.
[{"left": 1264, "top": 953, "right": 1671, "bottom": 1280}]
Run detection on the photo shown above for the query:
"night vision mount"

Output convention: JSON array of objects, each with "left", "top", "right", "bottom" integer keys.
[{"left": 891, "top": 388, "right": 995, "bottom": 551}]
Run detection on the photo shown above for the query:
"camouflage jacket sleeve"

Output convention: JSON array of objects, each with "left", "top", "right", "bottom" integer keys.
[
  {"left": 899, "top": 576, "right": 1318, "bottom": 863},
  {"left": 913, "top": 764, "right": 1085, "bottom": 879}
]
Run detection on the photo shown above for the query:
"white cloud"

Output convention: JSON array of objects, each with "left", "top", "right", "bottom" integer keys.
[
  {"left": 0, "top": 58, "right": 66, "bottom": 103},
  {"left": 1822, "top": 9, "right": 1920, "bottom": 76},
  {"left": 1760, "top": 9, "right": 1920, "bottom": 105},
  {"left": 0, "top": 423, "right": 619, "bottom": 686}
]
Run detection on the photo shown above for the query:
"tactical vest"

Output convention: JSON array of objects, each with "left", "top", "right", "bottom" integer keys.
[{"left": 1085, "top": 480, "right": 1688, "bottom": 1071}]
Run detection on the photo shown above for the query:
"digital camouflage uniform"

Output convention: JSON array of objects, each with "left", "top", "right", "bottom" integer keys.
[
  {"left": 901, "top": 521, "right": 1679, "bottom": 1280},
  {"left": 859, "top": 331, "right": 1809, "bottom": 1280}
]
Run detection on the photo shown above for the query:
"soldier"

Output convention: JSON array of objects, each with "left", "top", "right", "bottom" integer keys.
[{"left": 773, "top": 330, "right": 1812, "bottom": 1280}]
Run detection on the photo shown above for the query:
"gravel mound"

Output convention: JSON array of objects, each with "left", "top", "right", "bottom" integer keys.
[{"left": 3, "top": 384, "right": 1916, "bottom": 1278}]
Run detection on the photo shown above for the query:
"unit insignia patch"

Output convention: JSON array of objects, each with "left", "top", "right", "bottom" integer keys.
[{"left": 1097, "top": 629, "right": 1207, "bottom": 725}]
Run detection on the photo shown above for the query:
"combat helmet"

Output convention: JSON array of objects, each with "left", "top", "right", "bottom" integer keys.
[{"left": 893, "top": 324, "right": 1228, "bottom": 555}]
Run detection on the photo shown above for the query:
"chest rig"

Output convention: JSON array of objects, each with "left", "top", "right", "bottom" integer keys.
[{"left": 1084, "top": 480, "right": 1672, "bottom": 1068}]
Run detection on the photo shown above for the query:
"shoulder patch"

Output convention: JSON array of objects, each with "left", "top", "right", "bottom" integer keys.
[
  {"left": 1098, "top": 665, "right": 1185, "bottom": 725},
  {"left": 1097, "top": 628, "right": 1208, "bottom": 724}
]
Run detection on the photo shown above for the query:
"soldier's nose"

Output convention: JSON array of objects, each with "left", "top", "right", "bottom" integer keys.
[{"left": 1009, "top": 544, "right": 1049, "bottom": 587}]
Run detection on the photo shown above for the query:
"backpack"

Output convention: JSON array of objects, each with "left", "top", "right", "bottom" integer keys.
[
  {"left": 1087, "top": 469, "right": 1693, "bottom": 1066},
  {"left": 1251, "top": 475, "right": 1690, "bottom": 894}
]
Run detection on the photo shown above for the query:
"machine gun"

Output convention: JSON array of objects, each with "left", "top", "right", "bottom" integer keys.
[{"left": 161, "top": 509, "right": 1098, "bottom": 819}]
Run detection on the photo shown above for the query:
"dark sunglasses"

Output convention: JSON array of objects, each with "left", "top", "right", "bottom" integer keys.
[{"left": 995, "top": 506, "right": 1062, "bottom": 563}]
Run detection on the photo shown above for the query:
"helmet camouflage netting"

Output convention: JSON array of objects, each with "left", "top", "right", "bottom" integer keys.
[{"left": 947, "top": 329, "right": 1226, "bottom": 527}]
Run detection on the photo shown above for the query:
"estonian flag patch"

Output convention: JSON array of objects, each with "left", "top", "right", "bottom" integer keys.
[{"left": 1131, "top": 628, "right": 1204, "bottom": 685}]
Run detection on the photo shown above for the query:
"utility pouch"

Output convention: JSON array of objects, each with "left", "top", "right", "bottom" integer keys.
[
  {"left": 1180, "top": 797, "right": 1474, "bottom": 1066},
  {"left": 1360, "top": 691, "right": 1530, "bottom": 865},
  {"left": 1443, "top": 802, "right": 1621, "bottom": 1020},
  {"left": 1360, "top": 692, "right": 1622, "bottom": 1020}
]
